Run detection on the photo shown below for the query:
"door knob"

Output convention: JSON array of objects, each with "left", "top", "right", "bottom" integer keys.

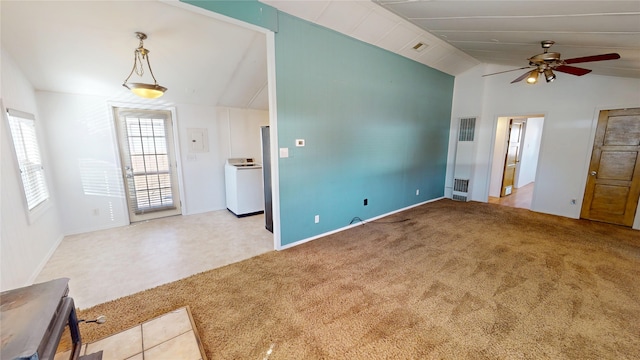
[{"left": 590, "top": 171, "right": 597, "bottom": 176}]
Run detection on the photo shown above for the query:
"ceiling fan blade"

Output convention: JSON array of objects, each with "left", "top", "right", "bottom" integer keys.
[
  {"left": 482, "top": 66, "right": 532, "bottom": 77},
  {"left": 564, "top": 53, "right": 620, "bottom": 64},
  {"left": 511, "top": 71, "right": 532, "bottom": 84},
  {"left": 555, "top": 65, "right": 592, "bottom": 76}
]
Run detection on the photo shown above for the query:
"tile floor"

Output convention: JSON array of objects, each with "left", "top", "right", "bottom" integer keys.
[
  {"left": 36, "top": 209, "right": 273, "bottom": 309},
  {"left": 54, "top": 307, "right": 205, "bottom": 360}
]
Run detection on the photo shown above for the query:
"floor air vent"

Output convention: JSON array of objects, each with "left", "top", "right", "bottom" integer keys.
[
  {"left": 452, "top": 178, "right": 470, "bottom": 202},
  {"left": 452, "top": 194, "right": 468, "bottom": 202}
]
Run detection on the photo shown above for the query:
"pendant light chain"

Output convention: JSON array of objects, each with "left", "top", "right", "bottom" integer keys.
[
  {"left": 134, "top": 38, "right": 145, "bottom": 77},
  {"left": 122, "top": 32, "right": 167, "bottom": 98},
  {"left": 143, "top": 48, "right": 160, "bottom": 86}
]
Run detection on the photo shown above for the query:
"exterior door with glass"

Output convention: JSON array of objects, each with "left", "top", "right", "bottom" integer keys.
[{"left": 114, "top": 107, "right": 181, "bottom": 222}]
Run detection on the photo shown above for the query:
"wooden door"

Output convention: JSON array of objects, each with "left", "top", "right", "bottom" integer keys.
[
  {"left": 581, "top": 108, "right": 640, "bottom": 226},
  {"left": 501, "top": 119, "right": 524, "bottom": 197}
]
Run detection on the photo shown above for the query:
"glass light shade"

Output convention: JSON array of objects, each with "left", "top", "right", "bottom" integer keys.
[
  {"left": 526, "top": 70, "right": 539, "bottom": 84},
  {"left": 125, "top": 83, "right": 167, "bottom": 99},
  {"left": 544, "top": 69, "right": 556, "bottom": 83}
]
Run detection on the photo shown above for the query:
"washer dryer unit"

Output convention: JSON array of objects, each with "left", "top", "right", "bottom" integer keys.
[{"left": 225, "top": 158, "right": 265, "bottom": 217}]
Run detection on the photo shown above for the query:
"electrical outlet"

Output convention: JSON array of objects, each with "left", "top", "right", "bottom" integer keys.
[
  {"left": 416, "top": 189, "right": 420, "bottom": 196},
  {"left": 364, "top": 199, "right": 368, "bottom": 206},
  {"left": 314, "top": 215, "right": 319, "bottom": 223}
]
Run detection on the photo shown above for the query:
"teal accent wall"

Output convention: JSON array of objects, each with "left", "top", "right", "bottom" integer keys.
[
  {"left": 181, "top": 1, "right": 454, "bottom": 246},
  {"left": 275, "top": 14, "right": 453, "bottom": 245},
  {"left": 181, "top": 0, "right": 278, "bottom": 32}
]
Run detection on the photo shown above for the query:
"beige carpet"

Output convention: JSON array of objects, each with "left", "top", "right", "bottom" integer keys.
[{"left": 76, "top": 200, "right": 640, "bottom": 359}]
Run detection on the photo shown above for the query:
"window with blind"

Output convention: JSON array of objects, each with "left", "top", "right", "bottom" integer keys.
[
  {"left": 125, "top": 115, "right": 174, "bottom": 212},
  {"left": 6, "top": 109, "right": 50, "bottom": 211}
]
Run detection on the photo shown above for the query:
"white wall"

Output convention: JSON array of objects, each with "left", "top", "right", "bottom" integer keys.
[
  {"left": 182, "top": 106, "right": 268, "bottom": 214},
  {"left": 34, "top": 92, "right": 270, "bottom": 234},
  {"left": 217, "top": 107, "right": 269, "bottom": 162},
  {"left": 177, "top": 104, "right": 232, "bottom": 214},
  {"left": 517, "top": 117, "right": 544, "bottom": 187},
  {"left": 449, "top": 63, "right": 640, "bottom": 229},
  {"left": 35, "top": 92, "right": 130, "bottom": 234},
  {"left": 1, "top": 49, "right": 64, "bottom": 290}
]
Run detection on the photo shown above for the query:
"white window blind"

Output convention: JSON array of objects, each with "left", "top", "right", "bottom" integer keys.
[
  {"left": 7, "top": 109, "right": 50, "bottom": 211},
  {"left": 115, "top": 109, "right": 176, "bottom": 214}
]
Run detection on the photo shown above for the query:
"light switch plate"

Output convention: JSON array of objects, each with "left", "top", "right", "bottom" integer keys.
[{"left": 279, "top": 147, "right": 289, "bottom": 158}]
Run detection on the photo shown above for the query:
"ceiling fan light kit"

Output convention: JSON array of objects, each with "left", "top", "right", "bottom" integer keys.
[
  {"left": 526, "top": 70, "right": 539, "bottom": 84},
  {"left": 122, "top": 32, "right": 167, "bottom": 99},
  {"left": 483, "top": 40, "right": 620, "bottom": 85},
  {"left": 543, "top": 69, "right": 556, "bottom": 83}
]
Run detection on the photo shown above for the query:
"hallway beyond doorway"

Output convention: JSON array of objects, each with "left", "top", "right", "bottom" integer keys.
[{"left": 488, "top": 182, "right": 534, "bottom": 209}]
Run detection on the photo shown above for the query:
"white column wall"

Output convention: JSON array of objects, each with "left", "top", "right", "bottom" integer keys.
[
  {"left": 445, "top": 65, "right": 487, "bottom": 199},
  {"left": 488, "top": 116, "right": 510, "bottom": 198},
  {"left": 517, "top": 117, "right": 544, "bottom": 187}
]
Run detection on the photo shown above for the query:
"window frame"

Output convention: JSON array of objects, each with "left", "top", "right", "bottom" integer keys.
[{"left": 5, "top": 108, "right": 51, "bottom": 221}]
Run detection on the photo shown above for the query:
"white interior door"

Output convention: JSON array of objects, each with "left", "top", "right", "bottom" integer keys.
[{"left": 114, "top": 107, "right": 182, "bottom": 222}]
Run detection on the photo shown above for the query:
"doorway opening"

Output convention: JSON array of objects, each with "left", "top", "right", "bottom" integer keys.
[{"left": 488, "top": 115, "right": 545, "bottom": 210}]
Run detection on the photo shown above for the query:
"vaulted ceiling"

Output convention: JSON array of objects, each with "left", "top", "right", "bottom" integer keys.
[
  {"left": 2, "top": 1, "right": 639, "bottom": 111},
  {"left": 265, "top": 0, "right": 640, "bottom": 79},
  {"left": 1, "top": 1, "right": 269, "bottom": 109}
]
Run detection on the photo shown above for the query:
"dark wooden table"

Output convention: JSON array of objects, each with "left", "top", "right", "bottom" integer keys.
[{"left": 1, "top": 278, "right": 102, "bottom": 360}]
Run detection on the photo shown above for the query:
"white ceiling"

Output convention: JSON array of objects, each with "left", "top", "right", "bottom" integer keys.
[
  {"left": 264, "top": 0, "right": 640, "bottom": 80},
  {"left": 262, "top": 0, "right": 480, "bottom": 75},
  {"left": 2, "top": 1, "right": 639, "bottom": 112},
  {"left": 1, "top": 0, "right": 269, "bottom": 109}
]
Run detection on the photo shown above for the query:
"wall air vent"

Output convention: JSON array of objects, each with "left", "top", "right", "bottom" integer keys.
[
  {"left": 453, "top": 178, "right": 469, "bottom": 193},
  {"left": 412, "top": 42, "right": 428, "bottom": 52},
  {"left": 458, "top": 117, "right": 476, "bottom": 142}
]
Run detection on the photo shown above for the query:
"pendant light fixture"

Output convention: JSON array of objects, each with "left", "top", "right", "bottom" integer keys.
[{"left": 122, "top": 32, "right": 167, "bottom": 99}]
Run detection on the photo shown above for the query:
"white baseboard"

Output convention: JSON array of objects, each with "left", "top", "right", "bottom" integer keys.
[
  {"left": 28, "top": 233, "right": 65, "bottom": 285},
  {"left": 64, "top": 220, "right": 130, "bottom": 237},
  {"left": 277, "top": 197, "right": 444, "bottom": 251}
]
